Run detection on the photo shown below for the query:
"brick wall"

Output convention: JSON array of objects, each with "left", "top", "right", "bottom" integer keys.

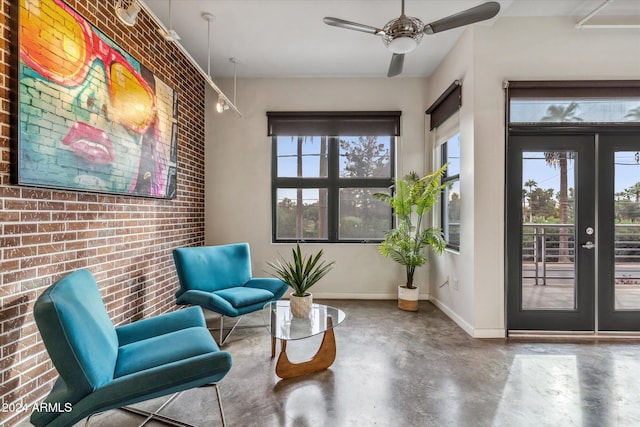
[{"left": 0, "top": 1, "right": 207, "bottom": 425}]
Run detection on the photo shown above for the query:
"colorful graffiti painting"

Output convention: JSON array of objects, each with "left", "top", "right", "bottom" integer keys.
[{"left": 16, "top": 0, "right": 178, "bottom": 199}]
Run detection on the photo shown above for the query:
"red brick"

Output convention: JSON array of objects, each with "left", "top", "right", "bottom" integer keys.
[
  {"left": 21, "top": 234, "right": 51, "bottom": 246},
  {"left": 3, "top": 223, "right": 37, "bottom": 235},
  {"left": 4, "top": 246, "right": 37, "bottom": 259}
]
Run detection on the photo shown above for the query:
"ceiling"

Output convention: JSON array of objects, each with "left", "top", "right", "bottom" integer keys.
[{"left": 142, "top": 0, "right": 640, "bottom": 78}]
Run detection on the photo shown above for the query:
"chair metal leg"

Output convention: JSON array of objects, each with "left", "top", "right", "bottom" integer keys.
[
  {"left": 121, "top": 392, "right": 194, "bottom": 427},
  {"left": 94, "top": 384, "right": 226, "bottom": 427},
  {"left": 214, "top": 383, "right": 226, "bottom": 427},
  {"left": 218, "top": 315, "right": 243, "bottom": 346},
  {"left": 195, "top": 383, "right": 226, "bottom": 427},
  {"left": 206, "top": 310, "right": 267, "bottom": 346}
]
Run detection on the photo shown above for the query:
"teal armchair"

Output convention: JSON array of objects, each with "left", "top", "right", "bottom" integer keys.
[
  {"left": 173, "top": 243, "right": 288, "bottom": 345},
  {"left": 31, "top": 269, "right": 232, "bottom": 427}
]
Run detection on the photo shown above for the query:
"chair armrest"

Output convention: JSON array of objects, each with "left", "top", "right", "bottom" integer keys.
[
  {"left": 245, "top": 278, "right": 288, "bottom": 298},
  {"left": 176, "top": 289, "right": 238, "bottom": 317},
  {"left": 116, "top": 306, "right": 206, "bottom": 346}
]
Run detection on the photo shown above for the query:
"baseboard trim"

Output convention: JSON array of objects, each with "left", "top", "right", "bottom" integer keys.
[
  {"left": 297, "top": 293, "right": 398, "bottom": 300},
  {"left": 309, "top": 292, "right": 432, "bottom": 301},
  {"left": 429, "top": 296, "right": 506, "bottom": 338},
  {"left": 428, "top": 296, "right": 474, "bottom": 336},
  {"left": 473, "top": 328, "right": 506, "bottom": 338},
  {"left": 508, "top": 330, "right": 640, "bottom": 340}
]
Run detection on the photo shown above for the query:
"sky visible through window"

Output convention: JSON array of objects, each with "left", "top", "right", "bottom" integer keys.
[
  {"left": 276, "top": 135, "right": 392, "bottom": 203},
  {"left": 514, "top": 98, "right": 640, "bottom": 196},
  {"left": 523, "top": 151, "right": 638, "bottom": 194},
  {"left": 511, "top": 99, "right": 640, "bottom": 124},
  {"left": 445, "top": 134, "right": 460, "bottom": 177}
]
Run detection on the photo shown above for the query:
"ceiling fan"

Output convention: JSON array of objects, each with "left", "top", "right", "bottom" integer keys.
[{"left": 323, "top": 1, "right": 500, "bottom": 77}]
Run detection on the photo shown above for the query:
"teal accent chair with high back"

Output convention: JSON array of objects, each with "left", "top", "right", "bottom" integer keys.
[
  {"left": 30, "top": 268, "right": 232, "bottom": 427},
  {"left": 173, "top": 243, "right": 288, "bottom": 345}
]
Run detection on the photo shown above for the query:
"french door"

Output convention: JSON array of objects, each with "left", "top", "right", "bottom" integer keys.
[{"left": 507, "top": 132, "right": 640, "bottom": 332}]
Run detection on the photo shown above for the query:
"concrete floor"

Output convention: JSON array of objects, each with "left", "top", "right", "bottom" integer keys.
[{"left": 56, "top": 300, "right": 640, "bottom": 426}]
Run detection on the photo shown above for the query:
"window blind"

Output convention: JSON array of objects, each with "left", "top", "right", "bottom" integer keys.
[
  {"left": 426, "top": 81, "right": 461, "bottom": 130},
  {"left": 267, "top": 111, "right": 401, "bottom": 136}
]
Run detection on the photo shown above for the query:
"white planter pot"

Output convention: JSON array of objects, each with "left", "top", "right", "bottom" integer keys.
[
  {"left": 398, "top": 285, "right": 419, "bottom": 311},
  {"left": 290, "top": 292, "right": 313, "bottom": 317}
]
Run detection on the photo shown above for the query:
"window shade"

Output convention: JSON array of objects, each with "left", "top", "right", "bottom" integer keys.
[
  {"left": 426, "top": 81, "right": 461, "bottom": 130},
  {"left": 267, "top": 111, "right": 401, "bottom": 136}
]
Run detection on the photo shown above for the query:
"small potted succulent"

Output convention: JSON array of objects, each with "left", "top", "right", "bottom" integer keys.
[{"left": 267, "top": 243, "right": 335, "bottom": 317}]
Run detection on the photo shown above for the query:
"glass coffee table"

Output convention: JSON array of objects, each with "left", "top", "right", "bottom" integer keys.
[{"left": 262, "top": 301, "right": 346, "bottom": 379}]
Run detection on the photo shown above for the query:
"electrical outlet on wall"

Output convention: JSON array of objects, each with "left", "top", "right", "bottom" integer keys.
[{"left": 453, "top": 278, "right": 459, "bottom": 291}]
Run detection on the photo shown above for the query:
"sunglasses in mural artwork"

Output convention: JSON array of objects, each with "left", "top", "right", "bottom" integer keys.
[{"left": 16, "top": 0, "right": 178, "bottom": 198}]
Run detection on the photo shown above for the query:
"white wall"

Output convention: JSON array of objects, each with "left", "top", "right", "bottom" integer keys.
[
  {"left": 205, "top": 78, "right": 432, "bottom": 299},
  {"left": 426, "top": 28, "right": 478, "bottom": 336},
  {"left": 428, "top": 16, "right": 640, "bottom": 337}
]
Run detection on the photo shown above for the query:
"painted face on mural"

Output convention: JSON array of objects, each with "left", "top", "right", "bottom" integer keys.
[{"left": 19, "top": 0, "right": 170, "bottom": 196}]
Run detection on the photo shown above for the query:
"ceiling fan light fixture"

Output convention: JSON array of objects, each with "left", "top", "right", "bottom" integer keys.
[
  {"left": 381, "top": 15, "right": 424, "bottom": 54},
  {"left": 387, "top": 36, "right": 418, "bottom": 54},
  {"left": 115, "top": 0, "right": 141, "bottom": 27}
]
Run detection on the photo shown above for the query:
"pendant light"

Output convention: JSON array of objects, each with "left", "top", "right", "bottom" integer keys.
[
  {"left": 216, "top": 59, "right": 239, "bottom": 112},
  {"left": 203, "top": 13, "right": 229, "bottom": 114},
  {"left": 160, "top": 0, "right": 181, "bottom": 41},
  {"left": 230, "top": 57, "right": 238, "bottom": 106}
]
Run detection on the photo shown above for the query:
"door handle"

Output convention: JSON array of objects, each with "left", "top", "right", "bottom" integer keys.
[{"left": 581, "top": 241, "right": 595, "bottom": 249}]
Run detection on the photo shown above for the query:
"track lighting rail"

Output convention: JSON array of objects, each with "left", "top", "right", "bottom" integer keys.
[{"left": 137, "top": 1, "right": 242, "bottom": 117}]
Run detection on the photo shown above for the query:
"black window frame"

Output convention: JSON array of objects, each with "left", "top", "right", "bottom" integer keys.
[{"left": 269, "top": 112, "right": 399, "bottom": 244}]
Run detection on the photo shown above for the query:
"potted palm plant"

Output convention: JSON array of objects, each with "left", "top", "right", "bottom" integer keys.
[
  {"left": 373, "top": 165, "right": 448, "bottom": 311},
  {"left": 267, "top": 243, "right": 335, "bottom": 317}
]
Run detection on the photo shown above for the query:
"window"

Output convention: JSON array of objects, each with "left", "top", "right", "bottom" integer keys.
[
  {"left": 427, "top": 80, "right": 462, "bottom": 251},
  {"left": 507, "top": 80, "right": 640, "bottom": 125},
  {"left": 268, "top": 112, "right": 399, "bottom": 243},
  {"left": 441, "top": 134, "right": 460, "bottom": 250}
]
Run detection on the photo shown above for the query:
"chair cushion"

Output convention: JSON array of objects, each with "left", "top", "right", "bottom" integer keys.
[
  {"left": 114, "top": 327, "right": 220, "bottom": 378},
  {"left": 214, "top": 287, "right": 274, "bottom": 308},
  {"left": 116, "top": 306, "right": 207, "bottom": 346},
  {"left": 33, "top": 269, "right": 118, "bottom": 405},
  {"left": 173, "top": 244, "right": 253, "bottom": 297}
]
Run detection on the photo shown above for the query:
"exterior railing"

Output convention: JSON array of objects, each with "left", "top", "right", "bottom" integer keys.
[{"left": 522, "top": 223, "right": 640, "bottom": 285}]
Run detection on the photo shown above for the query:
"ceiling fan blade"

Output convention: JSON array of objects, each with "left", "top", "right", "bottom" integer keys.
[
  {"left": 424, "top": 1, "right": 500, "bottom": 34},
  {"left": 323, "top": 17, "right": 384, "bottom": 35},
  {"left": 387, "top": 53, "right": 404, "bottom": 77}
]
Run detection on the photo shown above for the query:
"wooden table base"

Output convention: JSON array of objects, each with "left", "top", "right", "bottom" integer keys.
[{"left": 271, "top": 317, "right": 336, "bottom": 379}]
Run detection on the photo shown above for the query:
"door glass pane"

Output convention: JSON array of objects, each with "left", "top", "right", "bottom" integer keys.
[
  {"left": 614, "top": 151, "right": 640, "bottom": 310},
  {"left": 521, "top": 151, "right": 576, "bottom": 310}
]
